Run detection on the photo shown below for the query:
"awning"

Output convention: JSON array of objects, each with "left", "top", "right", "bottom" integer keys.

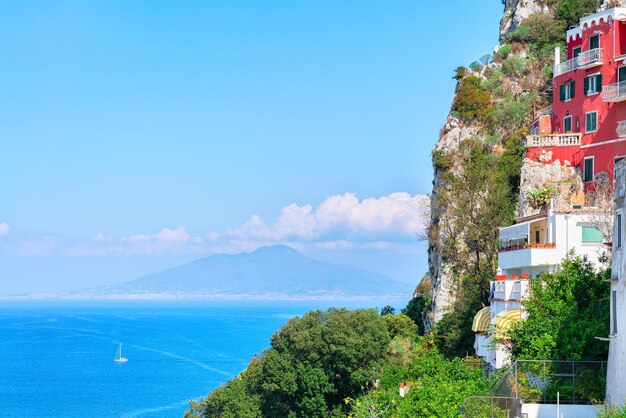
[
  {"left": 491, "top": 309, "right": 522, "bottom": 339},
  {"left": 472, "top": 307, "right": 491, "bottom": 333}
]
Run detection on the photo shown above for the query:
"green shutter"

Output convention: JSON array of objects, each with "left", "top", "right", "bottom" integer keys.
[
  {"left": 560, "top": 84, "right": 565, "bottom": 101},
  {"left": 597, "top": 73, "right": 602, "bottom": 90},
  {"left": 584, "top": 77, "right": 590, "bottom": 95},
  {"left": 570, "top": 80, "right": 575, "bottom": 99},
  {"left": 582, "top": 226, "right": 603, "bottom": 243}
]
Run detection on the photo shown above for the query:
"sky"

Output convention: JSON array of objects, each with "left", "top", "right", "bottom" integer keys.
[{"left": 0, "top": 1, "right": 503, "bottom": 294}]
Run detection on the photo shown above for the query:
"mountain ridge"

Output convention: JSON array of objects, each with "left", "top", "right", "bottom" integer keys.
[{"left": 11, "top": 245, "right": 407, "bottom": 300}]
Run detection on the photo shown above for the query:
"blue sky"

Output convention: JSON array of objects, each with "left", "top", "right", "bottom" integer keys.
[{"left": 0, "top": 1, "right": 503, "bottom": 294}]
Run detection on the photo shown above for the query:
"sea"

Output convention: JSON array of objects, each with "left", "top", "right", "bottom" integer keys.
[{"left": 0, "top": 299, "right": 403, "bottom": 417}]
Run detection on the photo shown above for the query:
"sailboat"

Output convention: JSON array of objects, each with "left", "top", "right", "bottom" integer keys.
[{"left": 113, "top": 343, "right": 128, "bottom": 363}]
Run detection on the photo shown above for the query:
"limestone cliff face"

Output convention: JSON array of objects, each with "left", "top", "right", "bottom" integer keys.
[
  {"left": 500, "top": 0, "right": 548, "bottom": 38},
  {"left": 426, "top": 0, "right": 550, "bottom": 330},
  {"left": 426, "top": 117, "right": 479, "bottom": 328}
]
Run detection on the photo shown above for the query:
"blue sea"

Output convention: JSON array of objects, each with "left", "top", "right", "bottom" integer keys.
[{"left": 0, "top": 300, "right": 401, "bottom": 417}]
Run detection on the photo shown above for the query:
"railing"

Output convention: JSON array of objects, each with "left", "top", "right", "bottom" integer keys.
[
  {"left": 491, "top": 360, "right": 607, "bottom": 405},
  {"left": 499, "top": 242, "right": 556, "bottom": 252},
  {"left": 461, "top": 396, "right": 522, "bottom": 418},
  {"left": 617, "top": 120, "right": 626, "bottom": 137},
  {"left": 524, "top": 133, "right": 581, "bottom": 148},
  {"left": 602, "top": 80, "right": 626, "bottom": 102},
  {"left": 554, "top": 48, "right": 603, "bottom": 76}
]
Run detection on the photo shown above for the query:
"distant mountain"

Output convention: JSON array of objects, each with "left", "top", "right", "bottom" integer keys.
[{"left": 83, "top": 245, "right": 407, "bottom": 299}]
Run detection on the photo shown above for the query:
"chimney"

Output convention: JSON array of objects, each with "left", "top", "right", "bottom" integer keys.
[{"left": 554, "top": 46, "right": 561, "bottom": 68}]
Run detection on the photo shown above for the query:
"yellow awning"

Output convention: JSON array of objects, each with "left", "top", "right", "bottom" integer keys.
[
  {"left": 491, "top": 309, "right": 522, "bottom": 339},
  {"left": 472, "top": 307, "right": 491, "bottom": 333}
]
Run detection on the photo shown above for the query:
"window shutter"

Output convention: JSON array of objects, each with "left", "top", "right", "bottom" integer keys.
[
  {"left": 584, "top": 77, "right": 590, "bottom": 95},
  {"left": 560, "top": 84, "right": 565, "bottom": 101},
  {"left": 597, "top": 73, "right": 603, "bottom": 90},
  {"left": 570, "top": 80, "right": 575, "bottom": 99}
]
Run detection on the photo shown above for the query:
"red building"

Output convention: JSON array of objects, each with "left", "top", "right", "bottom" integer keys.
[{"left": 525, "top": 8, "right": 626, "bottom": 183}]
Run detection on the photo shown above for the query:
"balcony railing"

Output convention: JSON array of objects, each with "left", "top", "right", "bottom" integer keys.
[
  {"left": 602, "top": 81, "right": 626, "bottom": 102},
  {"left": 524, "top": 133, "right": 581, "bottom": 148},
  {"left": 498, "top": 242, "right": 556, "bottom": 252},
  {"left": 618, "top": 120, "right": 626, "bottom": 137},
  {"left": 554, "top": 48, "right": 603, "bottom": 77}
]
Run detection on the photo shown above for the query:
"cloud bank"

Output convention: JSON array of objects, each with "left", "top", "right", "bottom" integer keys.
[{"left": 55, "top": 192, "right": 429, "bottom": 256}]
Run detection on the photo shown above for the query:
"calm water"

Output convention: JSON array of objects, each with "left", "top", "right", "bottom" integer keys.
[{"left": 0, "top": 300, "right": 398, "bottom": 417}]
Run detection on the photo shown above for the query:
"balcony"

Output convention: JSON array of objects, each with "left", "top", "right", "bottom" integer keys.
[
  {"left": 617, "top": 121, "right": 626, "bottom": 137},
  {"left": 524, "top": 133, "right": 581, "bottom": 148},
  {"left": 498, "top": 246, "right": 559, "bottom": 271},
  {"left": 554, "top": 48, "right": 603, "bottom": 77},
  {"left": 602, "top": 81, "right": 626, "bottom": 102}
]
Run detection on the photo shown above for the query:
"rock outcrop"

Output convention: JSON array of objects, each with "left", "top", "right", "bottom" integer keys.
[
  {"left": 500, "top": 0, "right": 549, "bottom": 39},
  {"left": 519, "top": 159, "right": 584, "bottom": 217}
]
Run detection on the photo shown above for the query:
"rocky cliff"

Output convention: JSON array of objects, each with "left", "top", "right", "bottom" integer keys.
[{"left": 425, "top": 0, "right": 599, "bottom": 332}]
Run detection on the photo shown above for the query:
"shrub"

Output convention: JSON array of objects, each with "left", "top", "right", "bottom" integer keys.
[
  {"left": 501, "top": 55, "right": 529, "bottom": 76},
  {"left": 453, "top": 66, "right": 467, "bottom": 80},
  {"left": 495, "top": 44, "right": 512, "bottom": 59},
  {"left": 556, "top": 0, "right": 601, "bottom": 29},
  {"left": 452, "top": 76, "right": 495, "bottom": 123}
]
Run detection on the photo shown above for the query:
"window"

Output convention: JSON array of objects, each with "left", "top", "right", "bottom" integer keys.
[
  {"left": 584, "top": 74, "right": 602, "bottom": 95},
  {"left": 616, "top": 157, "right": 625, "bottom": 171},
  {"left": 582, "top": 226, "right": 603, "bottom": 243},
  {"left": 535, "top": 230, "right": 540, "bottom": 244},
  {"left": 620, "top": 66, "right": 626, "bottom": 84},
  {"left": 590, "top": 34, "right": 600, "bottom": 50},
  {"left": 586, "top": 111, "right": 598, "bottom": 132},
  {"left": 584, "top": 157, "right": 594, "bottom": 182},
  {"left": 573, "top": 46, "right": 582, "bottom": 58},
  {"left": 559, "top": 80, "right": 575, "bottom": 101},
  {"left": 618, "top": 213, "right": 622, "bottom": 248},
  {"left": 612, "top": 290, "right": 618, "bottom": 335},
  {"left": 564, "top": 115, "right": 573, "bottom": 132}
]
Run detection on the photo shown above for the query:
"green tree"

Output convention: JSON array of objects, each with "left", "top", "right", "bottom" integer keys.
[
  {"left": 380, "top": 305, "right": 395, "bottom": 316},
  {"left": 508, "top": 256, "right": 610, "bottom": 361}
]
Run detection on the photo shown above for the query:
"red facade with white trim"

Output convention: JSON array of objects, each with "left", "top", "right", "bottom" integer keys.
[{"left": 525, "top": 8, "right": 626, "bottom": 183}]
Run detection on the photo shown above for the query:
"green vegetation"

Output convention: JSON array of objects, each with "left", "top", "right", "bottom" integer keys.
[
  {"left": 526, "top": 185, "right": 557, "bottom": 210},
  {"left": 554, "top": 0, "right": 602, "bottom": 29},
  {"left": 598, "top": 405, "right": 626, "bottom": 418},
  {"left": 451, "top": 76, "right": 494, "bottom": 123},
  {"left": 186, "top": 308, "right": 491, "bottom": 418},
  {"left": 508, "top": 256, "right": 610, "bottom": 361},
  {"left": 401, "top": 275, "right": 431, "bottom": 335},
  {"left": 430, "top": 138, "right": 523, "bottom": 357}
]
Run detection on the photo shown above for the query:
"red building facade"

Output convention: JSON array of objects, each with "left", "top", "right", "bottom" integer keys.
[{"left": 525, "top": 8, "right": 626, "bottom": 183}]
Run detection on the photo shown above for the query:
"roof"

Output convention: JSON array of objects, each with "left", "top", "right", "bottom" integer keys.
[
  {"left": 472, "top": 307, "right": 491, "bottom": 333},
  {"left": 491, "top": 309, "right": 522, "bottom": 340}
]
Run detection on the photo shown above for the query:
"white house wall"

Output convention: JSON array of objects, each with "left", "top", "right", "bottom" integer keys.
[{"left": 608, "top": 168, "right": 626, "bottom": 406}]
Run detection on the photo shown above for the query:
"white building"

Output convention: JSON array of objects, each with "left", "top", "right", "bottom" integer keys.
[
  {"left": 607, "top": 160, "right": 626, "bottom": 406},
  {"left": 473, "top": 202, "right": 607, "bottom": 370}
]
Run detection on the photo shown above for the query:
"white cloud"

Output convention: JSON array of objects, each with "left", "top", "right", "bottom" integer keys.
[
  {"left": 223, "top": 192, "right": 428, "bottom": 253},
  {"left": 67, "top": 192, "right": 429, "bottom": 256},
  {"left": 0, "top": 222, "right": 11, "bottom": 236},
  {"left": 118, "top": 226, "right": 199, "bottom": 254},
  {"left": 92, "top": 233, "right": 110, "bottom": 242}
]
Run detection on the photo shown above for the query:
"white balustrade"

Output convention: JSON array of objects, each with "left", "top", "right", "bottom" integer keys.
[
  {"left": 617, "top": 120, "right": 626, "bottom": 137},
  {"left": 524, "top": 133, "right": 581, "bottom": 148},
  {"left": 602, "top": 81, "right": 626, "bottom": 102}
]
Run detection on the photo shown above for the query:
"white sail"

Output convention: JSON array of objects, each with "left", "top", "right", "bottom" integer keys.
[{"left": 113, "top": 343, "right": 128, "bottom": 363}]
